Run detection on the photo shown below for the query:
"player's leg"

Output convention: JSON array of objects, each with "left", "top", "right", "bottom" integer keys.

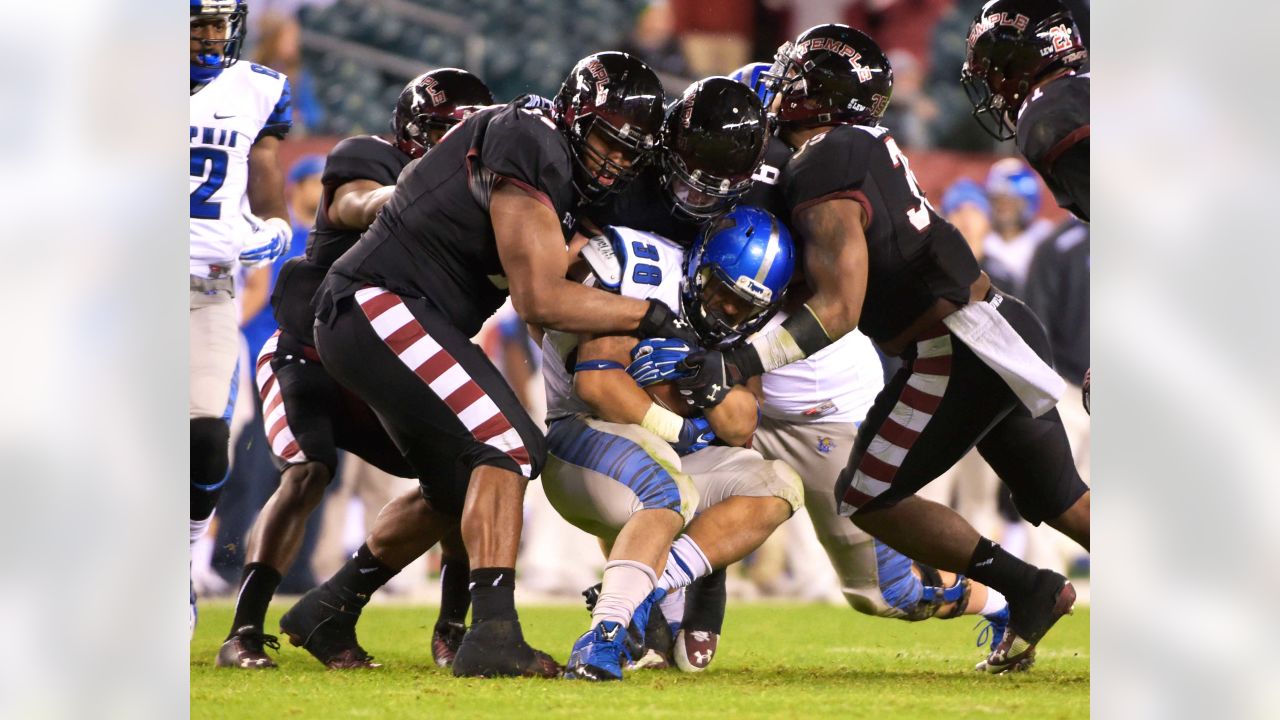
[
  {"left": 432, "top": 527, "right": 470, "bottom": 667},
  {"left": 661, "top": 446, "right": 803, "bottom": 672},
  {"left": 218, "top": 331, "right": 339, "bottom": 667},
  {"left": 756, "top": 417, "right": 1007, "bottom": 626},
  {"left": 839, "top": 315, "right": 1075, "bottom": 674},
  {"left": 315, "top": 288, "right": 555, "bottom": 677},
  {"left": 189, "top": 286, "right": 239, "bottom": 638},
  {"left": 542, "top": 416, "right": 694, "bottom": 680},
  {"left": 279, "top": 485, "right": 455, "bottom": 668}
]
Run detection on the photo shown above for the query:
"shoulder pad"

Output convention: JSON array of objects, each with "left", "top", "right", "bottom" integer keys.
[{"left": 582, "top": 232, "right": 623, "bottom": 292}]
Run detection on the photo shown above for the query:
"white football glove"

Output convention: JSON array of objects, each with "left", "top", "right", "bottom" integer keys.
[{"left": 239, "top": 215, "right": 292, "bottom": 267}]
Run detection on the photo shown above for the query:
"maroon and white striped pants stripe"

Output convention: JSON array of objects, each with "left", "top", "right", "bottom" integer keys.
[
  {"left": 839, "top": 326, "right": 953, "bottom": 514},
  {"left": 353, "top": 287, "right": 533, "bottom": 477},
  {"left": 256, "top": 330, "right": 307, "bottom": 465}
]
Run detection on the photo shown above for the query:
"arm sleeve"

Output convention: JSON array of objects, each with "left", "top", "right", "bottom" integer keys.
[
  {"left": 258, "top": 78, "right": 292, "bottom": 141},
  {"left": 478, "top": 107, "right": 576, "bottom": 216},
  {"left": 321, "top": 136, "right": 406, "bottom": 189},
  {"left": 781, "top": 127, "right": 874, "bottom": 217}
]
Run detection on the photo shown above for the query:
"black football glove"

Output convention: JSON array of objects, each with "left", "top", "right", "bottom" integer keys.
[
  {"left": 675, "top": 350, "right": 743, "bottom": 409},
  {"left": 637, "top": 300, "right": 701, "bottom": 347}
]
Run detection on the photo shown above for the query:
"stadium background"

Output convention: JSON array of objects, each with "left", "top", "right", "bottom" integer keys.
[{"left": 195, "top": 0, "right": 1089, "bottom": 611}]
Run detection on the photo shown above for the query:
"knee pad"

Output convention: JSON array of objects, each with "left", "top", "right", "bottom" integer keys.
[{"left": 190, "top": 417, "right": 230, "bottom": 490}]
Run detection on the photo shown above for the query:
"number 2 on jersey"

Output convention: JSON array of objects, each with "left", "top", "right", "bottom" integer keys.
[
  {"left": 630, "top": 240, "right": 662, "bottom": 286},
  {"left": 190, "top": 148, "right": 228, "bottom": 220}
]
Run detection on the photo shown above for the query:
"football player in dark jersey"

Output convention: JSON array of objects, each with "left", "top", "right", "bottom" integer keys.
[
  {"left": 580, "top": 75, "right": 780, "bottom": 246},
  {"left": 302, "top": 52, "right": 684, "bottom": 678},
  {"left": 963, "top": 0, "right": 1091, "bottom": 413},
  {"left": 673, "top": 24, "right": 1090, "bottom": 673},
  {"left": 214, "top": 69, "right": 495, "bottom": 670},
  {"left": 962, "top": 0, "right": 1089, "bottom": 222}
]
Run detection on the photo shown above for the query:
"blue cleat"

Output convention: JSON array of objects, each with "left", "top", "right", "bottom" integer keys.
[
  {"left": 974, "top": 605, "right": 1010, "bottom": 654},
  {"left": 565, "top": 621, "right": 630, "bottom": 681}
]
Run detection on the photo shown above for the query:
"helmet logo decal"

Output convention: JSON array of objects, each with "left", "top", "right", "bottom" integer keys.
[
  {"left": 585, "top": 59, "right": 610, "bottom": 106},
  {"left": 967, "top": 12, "right": 1030, "bottom": 49},
  {"left": 797, "top": 38, "right": 873, "bottom": 82},
  {"left": 1044, "top": 24, "right": 1075, "bottom": 53},
  {"left": 421, "top": 77, "right": 446, "bottom": 105}
]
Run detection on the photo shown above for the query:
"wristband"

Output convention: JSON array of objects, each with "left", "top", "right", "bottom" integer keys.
[
  {"left": 573, "top": 360, "right": 624, "bottom": 373},
  {"left": 641, "top": 403, "right": 684, "bottom": 443},
  {"left": 745, "top": 304, "right": 832, "bottom": 373}
]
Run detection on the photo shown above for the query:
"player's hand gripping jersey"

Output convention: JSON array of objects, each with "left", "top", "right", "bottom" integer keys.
[
  {"left": 271, "top": 135, "right": 412, "bottom": 346},
  {"left": 543, "top": 227, "right": 687, "bottom": 423},
  {"left": 189, "top": 60, "right": 291, "bottom": 275},
  {"left": 1016, "top": 71, "right": 1090, "bottom": 222},
  {"left": 781, "top": 125, "right": 980, "bottom": 346},
  {"left": 317, "top": 103, "right": 576, "bottom": 337}
]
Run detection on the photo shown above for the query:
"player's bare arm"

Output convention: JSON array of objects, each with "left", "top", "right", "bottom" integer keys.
[
  {"left": 493, "top": 184, "right": 651, "bottom": 334},
  {"left": 792, "top": 197, "right": 870, "bottom": 341},
  {"left": 573, "top": 334, "right": 660, "bottom": 424},
  {"left": 328, "top": 179, "right": 395, "bottom": 229},
  {"left": 246, "top": 135, "right": 288, "bottom": 221},
  {"left": 701, "top": 387, "right": 758, "bottom": 447}
]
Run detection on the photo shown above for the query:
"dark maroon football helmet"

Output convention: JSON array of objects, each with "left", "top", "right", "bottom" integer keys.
[
  {"left": 393, "top": 68, "right": 494, "bottom": 158},
  {"left": 764, "top": 23, "right": 893, "bottom": 130}
]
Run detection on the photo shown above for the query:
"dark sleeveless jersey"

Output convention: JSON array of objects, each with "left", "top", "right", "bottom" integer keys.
[
  {"left": 315, "top": 102, "right": 578, "bottom": 338},
  {"left": 271, "top": 135, "right": 411, "bottom": 345},
  {"left": 781, "top": 124, "right": 980, "bottom": 345},
  {"left": 582, "top": 135, "right": 794, "bottom": 246},
  {"left": 1017, "top": 71, "right": 1090, "bottom": 222}
]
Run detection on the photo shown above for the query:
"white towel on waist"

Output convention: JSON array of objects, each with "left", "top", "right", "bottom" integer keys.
[{"left": 942, "top": 299, "right": 1064, "bottom": 417}]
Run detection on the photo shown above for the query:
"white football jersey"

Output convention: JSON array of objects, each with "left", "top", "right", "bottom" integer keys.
[
  {"left": 189, "top": 61, "right": 291, "bottom": 276},
  {"left": 543, "top": 227, "right": 685, "bottom": 422},
  {"left": 757, "top": 311, "right": 884, "bottom": 425}
]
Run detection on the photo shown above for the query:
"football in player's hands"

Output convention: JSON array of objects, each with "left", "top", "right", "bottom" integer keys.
[{"left": 646, "top": 380, "right": 700, "bottom": 418}]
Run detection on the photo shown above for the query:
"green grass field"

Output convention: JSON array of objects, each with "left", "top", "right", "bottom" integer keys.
[{"left": 191, "top": 601, "right": 1088, "bottom": 719}]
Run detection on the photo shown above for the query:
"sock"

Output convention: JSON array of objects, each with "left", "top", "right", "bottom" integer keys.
[
  {"left": 229, "top": 563, "right": 282, "bottom": 635},
  {"left": 980, "top": 586, "right": 1008, "bottom": 617},
  {"left": 964, "top": 538, "right": 1038, "bottom": 600},
  {"left": 190, "top": 514, "right": 214, "bottom": 551},
  {"left": 469, "top": 567, "right": 517, "bottom": 624},
  {"left": 657, "top": 536, "right": 712, "bottom": 593},
  {"left": 659, "top": 586, "right": 686, "bottom": 628},
  {"left": 683, "top": 567, "right": 727, "bottom": 634},
  {"left": 327, "top": 543, "right": 396, "bottom": 605},
  {"left": 438, "top": 554, "right": 471, "bottom": 626},
  {"left": 592, "top": 560, "right": 658, "bottom": 629}
]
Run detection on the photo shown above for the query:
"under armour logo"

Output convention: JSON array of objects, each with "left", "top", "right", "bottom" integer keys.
[{"left": 708, "top": 383, "right": 722, "bottom": 396}]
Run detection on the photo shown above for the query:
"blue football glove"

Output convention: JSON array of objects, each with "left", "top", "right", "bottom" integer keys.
[
  {"left": 240, "top": 215, "right": 292, "bottom": 267},
  {"left": 627, "top": 338, "right": 697, "bottom": 388},
  {"left": 672, "top": 416, "right": 716, "bottom": 456}
]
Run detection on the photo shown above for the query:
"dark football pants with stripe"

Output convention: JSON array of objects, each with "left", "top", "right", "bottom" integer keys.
[
  {"left": 314, "top": 287, "right": 545, "bottom": 516},
  {"left": 836, "top": 292, "right": 1086, "bottom": 526},
  {"left": 257, "top": 328, "right": 414, "bottom": 478}
]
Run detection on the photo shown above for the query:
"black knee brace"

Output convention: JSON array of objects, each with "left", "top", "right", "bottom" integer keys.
[
  {"left": 191, "top": 417, "right": 230, "bottom": 520},
  {"left": 916, "top": 563, "right": 972, "bottom": 620}
]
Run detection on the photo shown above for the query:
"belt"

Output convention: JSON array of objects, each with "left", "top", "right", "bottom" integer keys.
[{"left": 191, "top": 274, "right": 235, "bottom": 296}]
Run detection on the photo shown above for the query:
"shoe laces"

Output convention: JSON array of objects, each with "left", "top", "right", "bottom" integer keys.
[
  {"left": 973, "top": 614, "right": 1007, "bottom": 651},
  {"left": 240, "top": 630, "right": 281, "bottom": 653}
]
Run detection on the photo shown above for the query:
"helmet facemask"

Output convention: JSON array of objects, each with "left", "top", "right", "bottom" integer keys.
[
  {"left": 190, "top": 1, "right": 246, "bottom": 84},
  {"left": 567, "top": 115, "right": 656, "bottom": 203}
]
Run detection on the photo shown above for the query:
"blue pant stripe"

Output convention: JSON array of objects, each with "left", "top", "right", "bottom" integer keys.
[
  {"left": 875, "top": 540, "right": 923, "bottom": 612},
  {"left": 548, "top": 418, "right": 682, "bottom": 511},
  {"left": 220, "top": 355, "right": 241, "bottom": 424}
]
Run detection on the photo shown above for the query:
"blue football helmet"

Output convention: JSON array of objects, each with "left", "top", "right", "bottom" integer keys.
[
  {"left": 728, "top": 62, "right": 776, "bottom": 107},
  {"left": 190, "top": 0, "right": 248, "bottom": 85},
  {"left": 984, "top": 158, "right": 1041, "bottom": 222},
  {"left": 681, "top": 206, "right": 795, "bottom": 345}
]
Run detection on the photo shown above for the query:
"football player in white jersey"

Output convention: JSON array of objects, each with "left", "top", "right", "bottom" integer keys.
[
  {"left": 543, "top": 207, "right": 803, "bottom": 681},
  {"left": 189, "top": 0, "right": 293, "bottom": 635}
]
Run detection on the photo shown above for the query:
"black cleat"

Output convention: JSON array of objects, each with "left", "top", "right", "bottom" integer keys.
[
  {"left": 279, "top": 583, "right": 380, "bottom": 669},
  {"left": 215, "top": 626, "right": 280, "bottom": 669},
  {"left": 431, "top": 621, "right": 467, "bottom": 668},
  {"left": 451, "top": 619, "right": 562, "bottom": 678},
  {"left": 980, "top": 570, "right": 1076, "bottom": 674}
]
